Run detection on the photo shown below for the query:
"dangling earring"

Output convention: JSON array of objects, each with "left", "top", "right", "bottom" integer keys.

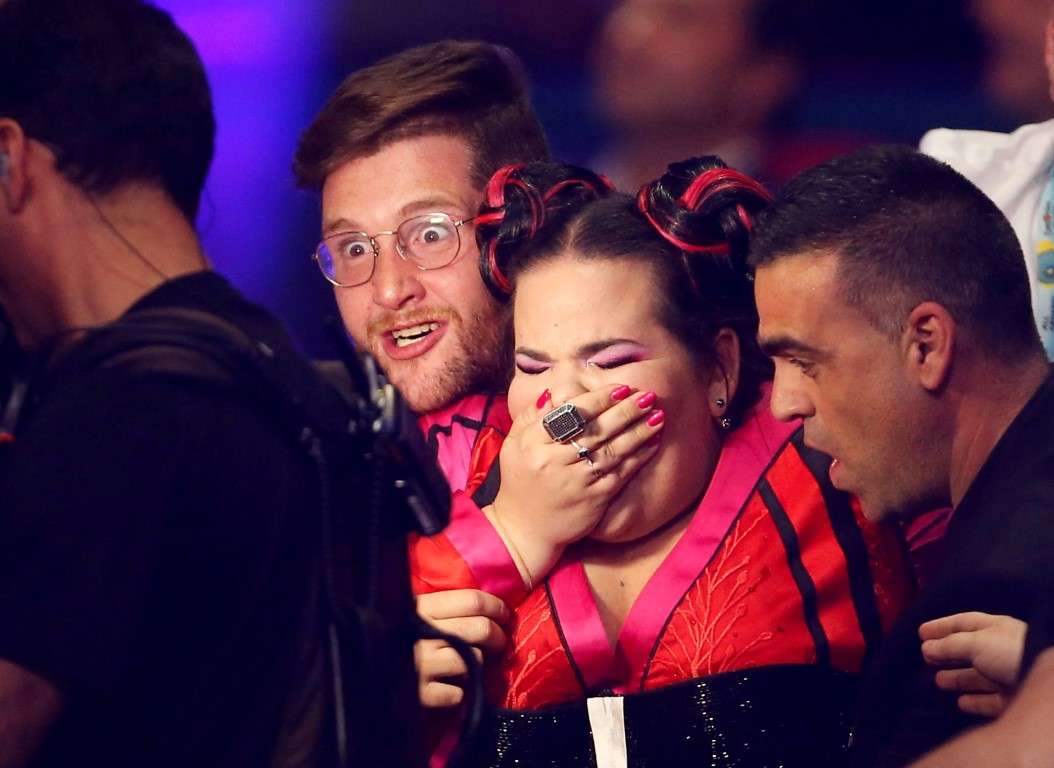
[{"left": 715, "top": 397, "right": 730, "bottom": 430}]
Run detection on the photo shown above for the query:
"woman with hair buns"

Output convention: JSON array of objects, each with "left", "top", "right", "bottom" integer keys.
[{"left": 411, "top": 157, "right": 914, "bottom": 767}]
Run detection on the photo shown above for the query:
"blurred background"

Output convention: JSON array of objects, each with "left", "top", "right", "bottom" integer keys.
[{"left": 159, "top": 0, "right": 1054, "bottom": 357}]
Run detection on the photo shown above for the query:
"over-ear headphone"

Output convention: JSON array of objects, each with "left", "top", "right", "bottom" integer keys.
[{"left": 0, "top": 152, "right": 8, "bottom": 180}]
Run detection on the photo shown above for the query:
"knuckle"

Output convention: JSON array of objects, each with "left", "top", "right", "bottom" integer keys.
[
  {"left": 414, "top": 594, "right": 439, "bottom": 620},
  {"left": 414, "top": 639, "right": 440, "bottom": 665},
  {"left": 466, "top": 590, "right": 496, "bottom": 618},
  {"left": 482, "top": 624, "right": 507, "bottom": 651},
  {"left": 422, "top": 682, "right": 464, "bottom": 709},
  {"left": 438, "top": 647, "right": 467, "bottom": 677},
  {"left": 466, "top": 592, "right": 485, "bottom": 615},
  {"left": 466, "top": 615, "right": 493, "bottom": 640}
]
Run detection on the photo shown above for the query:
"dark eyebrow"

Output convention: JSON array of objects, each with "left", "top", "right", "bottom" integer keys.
[
  {"left": 514, "top": 338, "right": 640, "bottom": 360},
  {"left": 320, "top": 217, "right": 360, "bottom": 236},
  {"left": 514, "top": 345, "right": 551, "bottom": 361},
  {"left": 577, "top": 338, "right": 638, "bottom": 357},
  {"left": 758, "top": 334, "right": 823, "bottom": 359},
  {"left": 322, "top": 199, "right": 472, "bottom": 237}
]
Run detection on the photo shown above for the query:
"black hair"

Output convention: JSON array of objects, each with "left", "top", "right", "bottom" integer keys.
[
  {"left": 0, "top": 0, "right": 215, "bottom": 221},
  {"left": 477, "top": 157, "right": 773, "bottom": 426}
]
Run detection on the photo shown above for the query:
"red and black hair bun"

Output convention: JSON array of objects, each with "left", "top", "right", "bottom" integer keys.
[
  {"left": 637, "top": 156, "right": 772, "bottom": 272},
  {"left": 476, "top": 162, "right": 614, "bottom": 300}
]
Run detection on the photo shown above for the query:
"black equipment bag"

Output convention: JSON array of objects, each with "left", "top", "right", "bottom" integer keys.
[{"left": 35, "top": 306, "right": 449, "bottom": 767}]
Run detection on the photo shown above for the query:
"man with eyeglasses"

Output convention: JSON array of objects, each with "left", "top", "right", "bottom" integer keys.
[
  {"left": 295, "top": 42, "right": 550, "bottom": 488},
  {"left": 294, "top": 42, "right": 551, "bottom": 727},
  {"left": 315, "top": 213, "right": 475, "bottom": 293}
]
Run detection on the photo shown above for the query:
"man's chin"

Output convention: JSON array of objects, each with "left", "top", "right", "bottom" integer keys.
[
  {"left": 370, "top": 312, "right": 508, "bottom": 415},
  {"left": 381, "top": 354, "right": 486, "bottom": 415},
  {"left": 857, "top": 498, "right": 889, "bottom": 524},
  {"left": 857, "top": 494, "right": 922, "bottom": 524},
  {"left": 384, "top": 365, "right": 453, "bottom": 415}
]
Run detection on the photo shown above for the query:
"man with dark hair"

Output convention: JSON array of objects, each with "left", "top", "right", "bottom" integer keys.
[
  {"left": 750, "top": 143, "right": 1054, "bottom": 766},
  {"left": 0, "top": 1, "right": 357, "bottom": 765},
  {"left": 0, "top": 0, "right": 215, "bottom": 224},
  {"left": 294, "top": 40, "right": 549, "bottom": 450}
]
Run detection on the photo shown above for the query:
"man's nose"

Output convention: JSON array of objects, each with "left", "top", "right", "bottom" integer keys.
[
  {"left": 769, "top": 364, "right": 814, "bottom": 423},
  {"left": 369, "top": 234, "right": 424, "bottom": 310}
]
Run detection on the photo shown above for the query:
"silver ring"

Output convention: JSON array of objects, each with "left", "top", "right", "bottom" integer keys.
[
  {"left": 570, "top": 439, "right": 589, "bottom": 461},
  {"left": 585, "top": 456, "right": 604, "bottom": 478},
  {"left": 542, "top": 402, "right": 586, "bottom": 442}
]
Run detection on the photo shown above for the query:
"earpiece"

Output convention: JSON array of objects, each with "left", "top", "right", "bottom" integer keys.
[{"left": 0, "top": 152, "right": 8, "bottom": 180}]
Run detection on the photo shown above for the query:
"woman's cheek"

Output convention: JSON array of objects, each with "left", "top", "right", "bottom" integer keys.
[{"left": 507, "top": 372, "right": 539, "bottom": 415}]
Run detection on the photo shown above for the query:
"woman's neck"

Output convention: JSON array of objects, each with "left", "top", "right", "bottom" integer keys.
[{"left": 575, "top": 495, "right": 701, "bottom": 646}]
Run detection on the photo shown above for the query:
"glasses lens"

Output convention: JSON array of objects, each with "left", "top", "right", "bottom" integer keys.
[
  {"left": 398, "top": 213, "right": 461, "bottom": 268},
  {"left": 317, "top": 232, "right": 374, "bottom": 286}
]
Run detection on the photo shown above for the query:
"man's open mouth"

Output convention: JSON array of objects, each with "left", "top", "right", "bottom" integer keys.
[{"left": 392, "top": 322, "right": 440, "bottom": 348}]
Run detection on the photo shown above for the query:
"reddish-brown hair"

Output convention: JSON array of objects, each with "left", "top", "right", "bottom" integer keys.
[{"left": 293, "top": 40, "right": 549, "bottom": 191}]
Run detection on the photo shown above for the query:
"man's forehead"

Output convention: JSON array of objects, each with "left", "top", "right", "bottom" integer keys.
[
  {"left": 756, "top": 249, "right": 841, "bottom": 286},
  {"left": 319, "top": 136, "right": 483, "bottom": 234},
  {"left": 322, "top": 195, "right": 475, "bottom": 233},
  {"left": 755, "top": 251, "right": 844, "bottom": 343}
]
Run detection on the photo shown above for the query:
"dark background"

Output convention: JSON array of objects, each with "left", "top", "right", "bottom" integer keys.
[{"left": 160, "top": 0, "right": 1048, "bottom": 357}]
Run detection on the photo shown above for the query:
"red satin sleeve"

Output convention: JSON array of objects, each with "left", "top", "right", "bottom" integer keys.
[{"left": 409, "top": 531, "right": 481, "bottom": 595}]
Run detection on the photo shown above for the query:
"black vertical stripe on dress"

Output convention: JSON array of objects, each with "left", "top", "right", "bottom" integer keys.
[
  {"left": 760, "top": 477, "right": 831, "bottom": 667},
  {"left": 791, "top": 429, "right": 886, "bottom": 664}
]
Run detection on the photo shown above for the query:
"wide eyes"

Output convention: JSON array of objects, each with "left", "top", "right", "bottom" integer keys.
[
  {"left": 404, "top": 218, "right": 457, "bottom": 250},
  {"left": 331, "top": 235, "right": 373, "bottom": 261}
]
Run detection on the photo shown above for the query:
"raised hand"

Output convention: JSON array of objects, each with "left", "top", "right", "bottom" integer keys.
[{"left": 486, "top": 383, "right": 665, "bottom": 588}]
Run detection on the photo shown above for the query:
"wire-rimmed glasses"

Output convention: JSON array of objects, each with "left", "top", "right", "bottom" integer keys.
[{"left": 313, "top": 212, "right": 474, "bottom": 287}]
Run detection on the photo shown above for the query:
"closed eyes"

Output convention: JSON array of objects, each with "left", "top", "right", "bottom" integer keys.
[{"left": 513, "top": 341, "right": 648, "bottom": 375}]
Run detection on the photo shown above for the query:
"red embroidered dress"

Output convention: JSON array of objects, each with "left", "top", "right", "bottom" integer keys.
[{"left": 412, "top": 392, "right": 915, "bottom": 765}]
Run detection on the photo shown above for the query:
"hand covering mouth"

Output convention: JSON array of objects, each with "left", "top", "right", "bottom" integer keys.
[{"left": 392, "top": 322, "right": 440, "bottom": 347}]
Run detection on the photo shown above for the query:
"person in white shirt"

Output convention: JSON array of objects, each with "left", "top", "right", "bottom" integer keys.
[{"left": 920, "top": 2, "right": 1054, "bottom": 359}]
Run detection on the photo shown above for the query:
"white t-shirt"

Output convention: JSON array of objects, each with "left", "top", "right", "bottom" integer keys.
[{"left": 921, "top": 119, "right": 1054, "bottom": 358}]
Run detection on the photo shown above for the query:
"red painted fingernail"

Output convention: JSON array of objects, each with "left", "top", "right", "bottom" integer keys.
[
  {"left": 636, "top": 391, "right": 656, "bottom": 409},
  {"left": 536, "top": 389, "right": 551, "bottom": 409},
  {"left": 611, "top": 384, "right": 631, "bottom": 401},
  {"left": 646, "top": 409, "right": 665, "bottom": 427}
]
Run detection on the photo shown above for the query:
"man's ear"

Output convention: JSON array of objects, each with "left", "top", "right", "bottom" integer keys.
[
  {"left": 903, "top": 301, "right": 955, "bottom": 392},
  {"left": 707, "top": 327, "right": 741, "bottom": 418},
  {"left": 0, "top": 118, "right": 30, "bottom": 212}
]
